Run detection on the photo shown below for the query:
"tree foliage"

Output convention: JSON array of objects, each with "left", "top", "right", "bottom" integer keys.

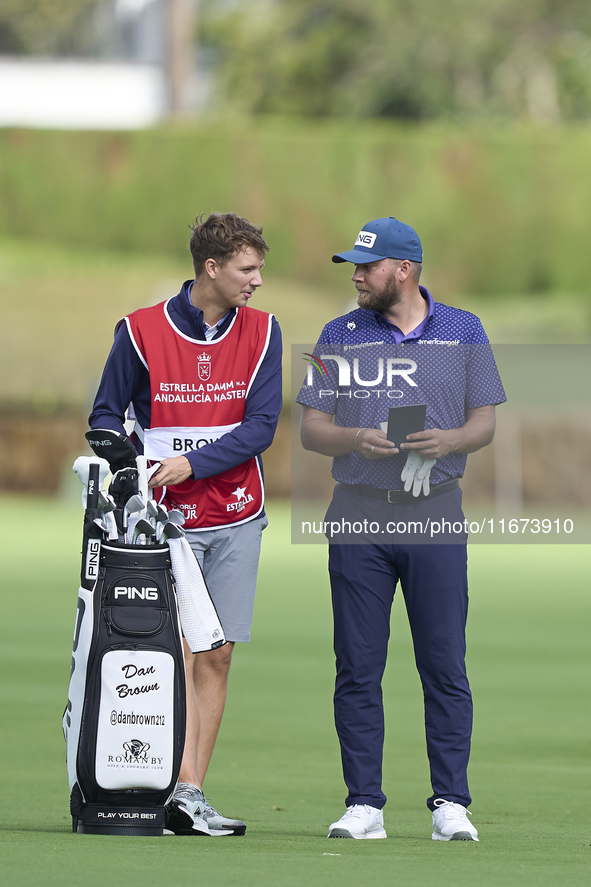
[
  {"left": 201, "top": 0, "right": 591, "bottom": 121},
  {"left": 0, "top": 0, "right": 100, "bottom": 55}
]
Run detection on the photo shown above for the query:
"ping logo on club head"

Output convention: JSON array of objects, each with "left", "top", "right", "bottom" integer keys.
[{"left": 354, "top": 231, "right": 377, "bottom": 248}]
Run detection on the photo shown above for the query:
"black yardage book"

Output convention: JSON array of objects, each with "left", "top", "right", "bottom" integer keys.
[{"left": 386, "top": 404, "right": 427, "bottom": 447}]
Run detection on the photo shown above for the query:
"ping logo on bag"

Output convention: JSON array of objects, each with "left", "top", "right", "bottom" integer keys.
[
  {"left": 114, "top": 586, "right": 159, "bottom": 601},
  {"left": 85, "top": 540, "right": 101, "bottom": 581},
  {"left": 105, "top": 575, "right": 164, "bottom": 605}
]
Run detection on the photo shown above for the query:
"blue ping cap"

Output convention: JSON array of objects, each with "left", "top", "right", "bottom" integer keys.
[{"left": 332, "top": 217, "right": 423, "bottom": 265}]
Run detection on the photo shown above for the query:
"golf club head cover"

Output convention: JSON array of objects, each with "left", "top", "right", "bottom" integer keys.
[
  {"left": 85, "top": 429, "right": 137, "bottom": 473},
  {"left": 108, "top": 467, "right": 139, "bottom": 502},
  {"left": 73, "top": 456, "right": 111, "bottom": 508},
  {"left": 108, "top": 467, "right": 140, "bottom": 534}
]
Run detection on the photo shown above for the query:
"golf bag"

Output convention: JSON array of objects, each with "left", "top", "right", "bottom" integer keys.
[{"left": 63, "top": 464, "right": 186, "bottom": 836}]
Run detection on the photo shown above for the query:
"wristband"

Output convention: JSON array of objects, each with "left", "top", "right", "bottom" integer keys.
[{"left": 354, "top": 428, "right": 366, "bottom": 451}]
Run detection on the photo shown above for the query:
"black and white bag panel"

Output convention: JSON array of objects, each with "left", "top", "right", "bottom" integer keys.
[
  {"left": 83, "top": 645, "right": 177, "bottom": 793},
  {"left": 64, "top": 543, "right": 186, "bottom": 834}
]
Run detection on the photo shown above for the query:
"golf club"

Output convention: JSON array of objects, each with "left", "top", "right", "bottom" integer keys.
[
  {"left": 132, "top": 518, "right": 157, "bottom": 545},
  {"left": 108, "top": 466, "right": 139, "bottom": 536},
  {"left": 146, "top": 499, "right": 160, "bottom": 530},
  {"left": 98, "top": 490, "right": 116, "bottom": 513},
  {"left": 152, "top": 505, "right": 170, "bottom": 543},
  {"left": 161, "top": 521, "right": 185, "bottom": 541},
  {"left": 136, "top": 455, "right": 149, "bottom": 518},
  {"left": 166, "top": 509, "right": 186, "bottom": 526}
]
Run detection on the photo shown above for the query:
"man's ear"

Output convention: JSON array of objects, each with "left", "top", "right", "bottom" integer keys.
[
  {"left": 396, "top": 260, "right": 412, "bottom": 282},
  {"left": 204, "top": 257, "right": 218, "bottom": 279}
]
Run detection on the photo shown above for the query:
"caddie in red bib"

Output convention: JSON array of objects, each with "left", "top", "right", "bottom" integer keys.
[
  {"left": 89, "top": 212, "right": 282, "bottom": 837},
  {"left": 127, "top": 300, "right": 273, "bottom": 530}
]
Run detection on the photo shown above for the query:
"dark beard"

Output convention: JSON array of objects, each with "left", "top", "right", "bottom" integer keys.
[{"left": 356, "top": 275, "right": 402, "bottom": 313}]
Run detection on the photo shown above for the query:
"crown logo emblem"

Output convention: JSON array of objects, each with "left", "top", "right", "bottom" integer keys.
[{"left": 197, "top": 351, "right": 212, "bottom": 381}]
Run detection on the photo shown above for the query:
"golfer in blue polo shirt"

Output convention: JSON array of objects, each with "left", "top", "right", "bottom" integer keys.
[{"left": 297, "top": 217, "right": 506, "bottom": 842}]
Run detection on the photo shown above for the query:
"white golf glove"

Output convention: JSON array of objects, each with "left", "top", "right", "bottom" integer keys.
[{"left": 401, "top": 450, "right": 436, "bottom": 497}]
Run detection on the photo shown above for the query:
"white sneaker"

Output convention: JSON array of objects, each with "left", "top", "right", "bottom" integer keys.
[
  {"left": 328, "top": 805, "right": 387, "bottom": 839},
  {"left": 431, "top": 799, "right": 479, "bottom": 842},
  {"left": 203, "top": 801, "right": 246, "bottom": 836},
  {"left": 166, "top": 783, "right": 211, "bottom": 836}
]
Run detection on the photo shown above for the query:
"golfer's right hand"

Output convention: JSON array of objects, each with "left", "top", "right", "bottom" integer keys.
[
  {"left": 355, "top": 429, "right": 399, "bottom": 461},
  {"left": 148, "top": 456, "right": 193, "bottom": 488}
]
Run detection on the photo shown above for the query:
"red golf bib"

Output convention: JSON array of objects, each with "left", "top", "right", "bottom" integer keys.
[{"left": 126, "top": 300, "right": 274, "bottom": 530}]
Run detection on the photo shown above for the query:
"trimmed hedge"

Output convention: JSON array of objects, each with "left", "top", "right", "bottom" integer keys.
[{"left": 1, "top": 120, "right": 591, "bottom": 297}]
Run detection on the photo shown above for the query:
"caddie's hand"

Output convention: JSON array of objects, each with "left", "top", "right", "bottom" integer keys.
[
  {"left": 355, "top": 428, "right": 399, "bottom": 461},
  {"left": 148, "top": 456, "right": 193, "bottom": 488},
  {"left": 400, "top": 428, "right": 457, "bottom": 460}
]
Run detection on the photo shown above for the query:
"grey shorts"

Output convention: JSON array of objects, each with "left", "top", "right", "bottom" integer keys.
[{"left": 185, "top": 514, "right": 268, "bottom": 643}]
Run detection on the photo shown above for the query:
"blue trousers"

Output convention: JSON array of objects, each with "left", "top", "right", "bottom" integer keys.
[{"left": 329, "top": 539, "right": 472, "bottom": 811}]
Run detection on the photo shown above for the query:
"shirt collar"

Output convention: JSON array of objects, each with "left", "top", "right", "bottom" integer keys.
[
  {"left": 376, "top": 285, "right": 435, "bottom": 342},
  {"left": 185, "top": 281, "right": 234, "bottom": 330}
]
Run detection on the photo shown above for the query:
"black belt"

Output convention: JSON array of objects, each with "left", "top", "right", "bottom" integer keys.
[{"left": 337, "top": 477, "right": 459, "bottom": 505}]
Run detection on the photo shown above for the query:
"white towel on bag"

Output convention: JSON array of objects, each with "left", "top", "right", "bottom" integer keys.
[{"left": 167, "top": 537, "right": 226, "bottom": 653}]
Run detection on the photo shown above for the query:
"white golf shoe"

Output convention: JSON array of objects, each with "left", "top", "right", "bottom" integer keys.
[
  {"left": 166, "top": 783, "right": 212, "bottom": 836},
  {"left": 328, "top": 804, "right": 387, "bottom": 839},
  {"left": 431, "top": 799, "right": 479, "bottom": 842},
  {"left": 203, "top": 801, "right": 246, "bottom": 836}
]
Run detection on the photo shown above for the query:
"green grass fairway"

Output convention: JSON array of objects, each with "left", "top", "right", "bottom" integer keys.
[{"left": 0, "top": 497, "right": 589, "bottom": 886}]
